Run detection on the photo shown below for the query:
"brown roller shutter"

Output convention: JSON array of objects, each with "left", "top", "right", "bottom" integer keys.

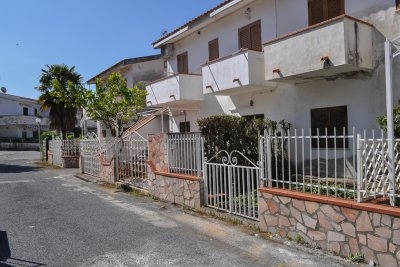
[
  {"left": 239, "top": 27, "right": 250, "bottom": 49},
  {"left": 177, "top": 52, "right": 188, "bottom": 74},
  {"left": 250, "top": 22, "right": 262, "bottom": 51},
  {"left": 308, "top": 0, "right": 325, "bottom": 25},
  {"left": 208, "top": 39, "right": 219, "bottom": 61},
  {"left": 308, "top": 0, "right": 345, "bottom": 26},
  {"left": 327, "top": 0, "right": 344, "bottom": 19},
  {"left": 238, "top": 20, "right": 261, "bottom": 51}
]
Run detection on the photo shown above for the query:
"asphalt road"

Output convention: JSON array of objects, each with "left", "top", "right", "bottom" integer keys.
[{"left": 0, "top": 151, "right": 362, "bottom": 267}]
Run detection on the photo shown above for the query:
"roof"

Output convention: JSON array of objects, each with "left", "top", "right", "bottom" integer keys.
[
  {"left": 86, "top": 54, "right": 162, "bottom": 84},
  {"left": 152, "top": 0, "right": 234, "bottom": 48},
  {"left": 0, "top": 92, "right": 39, "bottom": 103}
]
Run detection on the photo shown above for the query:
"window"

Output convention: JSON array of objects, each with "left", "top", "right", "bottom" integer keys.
[
  {"left": 238, "top": 20, "right": 262, "bottom": 51},
  {"left": 34, "top": 108, "right": 38, "bottom": 116},
  {"left": 163, "top": 60, "right": 168, "bottom": 71},
  {"left": 22, "top": 131, "right": 27, "bottom": 139},
  {"left": 311, "top": 106, "right": 348, "bottom": 148},
  {"left": 244, "top": 114, "right": 264, "bottom": 121},
  {"left": 33, "top": 131, "right": 39, "bottom": 139},
  {"left": 179, "top": 121, "right": 190, "bottom": 133},
  {"left": 397, "top": 0, "right": 400, "bottom": 10},
  {"left": 208, "top": 38, "right": 219, "bottom": 61},
  {"left": 23, "top": 107, "right": 28, "bottom": 116},
  {"left": 308, "top": 0, "right": 344, "bottom": 26},
  {"left": 177, "top": 52, "right": 188, "bottom": 74}
]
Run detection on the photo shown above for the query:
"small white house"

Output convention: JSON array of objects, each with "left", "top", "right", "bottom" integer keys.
[
  {"left": 0, "top": 92, "right": 49, "bottom": 139},
  {"left": 146, "top": 0, "right": 400, "bottom": 136},
  {"left": 86, "top": 55, "right": 167, "bottom": 138}
]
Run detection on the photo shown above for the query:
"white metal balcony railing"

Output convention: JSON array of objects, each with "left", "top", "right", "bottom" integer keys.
[
  {"left": 264, "top": 15, "right": 379, "bottom": 82},
  {"left": 0, "top": 115, "right": 49, "bottom": 126},
  {"left": 146, "top": 74, "right": 203, "bottom": 107},
  {"left": 202, "top": 49, "right": 276, "bottom": 95}
]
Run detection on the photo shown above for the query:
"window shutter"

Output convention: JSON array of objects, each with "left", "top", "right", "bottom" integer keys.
[
  {"left": 208, "top": 39, "right": 219, "bottom": 61},
  {"left": 250, "top": 22, "right": 262, "bottom": 51},
  {"left": 327, "top": 0, "right": 344, "bottom": 20},
  {"left": 239, "top": 20, "right": 261, "bottom": 51},
  {"left": 177, "top": 52, "right": 188, "bottom": 74},
  {"left": 239, "top": 27, "right": 250, "bottom": 49},
  {"left": 308, "top": 0, "right": 325, "bottom": 25}
]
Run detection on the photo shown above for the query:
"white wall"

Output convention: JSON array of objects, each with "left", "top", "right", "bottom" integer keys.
[{"left": 160, "top": 0, "right": 399, "bottom": 133}]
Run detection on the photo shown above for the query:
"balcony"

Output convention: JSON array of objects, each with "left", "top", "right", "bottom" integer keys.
[
  {"left": 146, "top": 74, "right": 203, "bottom": 107},
  {"left": 0, "top": 115, "right": 49, "bottom": 126},
  {"left": 202, "top": 49, "right": 277, "bottom": 95},
  {"left": 264, "top": 15, "right": 381, "bottom": 82}
]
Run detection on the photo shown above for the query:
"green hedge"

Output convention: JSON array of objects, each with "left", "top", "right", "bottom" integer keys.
[{"left": 198, "top": 114, "right": 290, "bottom": 166}]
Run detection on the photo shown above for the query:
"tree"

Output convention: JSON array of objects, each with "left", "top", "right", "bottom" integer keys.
[
  {"left": 36, "top": 64, "right": 88, "bottom": 138},
  {"left": 85, "top": 72, "right": 147, "bottom": 138},
  {"left": 377, "top": 106, "right": 400, "bottom": 138}
]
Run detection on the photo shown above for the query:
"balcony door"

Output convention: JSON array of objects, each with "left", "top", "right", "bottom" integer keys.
[
  {"left": 308, "top": 0, "right": 344, "bottom": 26},
  {"left": 177, "top": 52, "right": 188, "bottom": 74},
  {"left": 238, "top": 20, "right": 261, "bottom": 52}
]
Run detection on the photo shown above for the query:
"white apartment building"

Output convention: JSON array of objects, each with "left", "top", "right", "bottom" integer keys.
[
  {"left": 86, "top": 55, "right": 167, "bottom": 138},
  {"left": 0, "top": 92, "right": 49, "bottom": 139},
  {"left": 146, "top": 0, "right": 400, "bottom": 136}
]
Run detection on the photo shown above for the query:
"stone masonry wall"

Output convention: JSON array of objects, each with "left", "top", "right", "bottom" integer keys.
[
  {"left": 99, "top": 155, "right": 115, "bottom": 183},
  {"left": 259, "top": 188, "right": 400, "bottom": 267},
  {"left": 147, "top": 168, "right": 203, "bottom": 209},
  {"left": 147, "top": 133, "right": 203, "bottom": 209},
  {"left": 148, "top": 133, "right": 168, "bottom": 172}
]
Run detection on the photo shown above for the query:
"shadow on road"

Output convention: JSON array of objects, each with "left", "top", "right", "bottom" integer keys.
[
  {"left": 0, "top": 164, "right": 41, "bottom": 174},
  {"left": 0, "top": 230, "right": 46, "bottom": 267}
]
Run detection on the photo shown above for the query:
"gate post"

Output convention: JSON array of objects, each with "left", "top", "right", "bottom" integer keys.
[
  {"left": 266, "top": 131, "right": 273, "bottom": 187},
  {"left": 357, "top": 134, "right": 362, "bottom": 203},
  {"left": 259, "top": 136, "right": 264, "bottom": 187}
]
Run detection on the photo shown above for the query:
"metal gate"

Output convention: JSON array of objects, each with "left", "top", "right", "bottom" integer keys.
[
  {"left": 80, "top": 133, "right": 100, "bottom": 177},
  {"left": 203, "top": 150, "right": 261, "bottom": 220},
  {"left": 358, "top": 136, "right": 400, "bottom": 205},
  {"left": 115, "top": 132, "right": 148, "bottom": 188}
]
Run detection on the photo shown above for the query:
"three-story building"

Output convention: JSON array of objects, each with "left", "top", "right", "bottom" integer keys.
[{"left": 146, "top": 0, "right": 400, "bottom": 136}]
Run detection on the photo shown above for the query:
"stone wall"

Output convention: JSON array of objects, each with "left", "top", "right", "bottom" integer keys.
[
  {"left": 147, "top": 163, "right": 203, "bottom": 209},
  {"left": 62, "top": 156, "right": 79, "bottom": 168},
  {"left": 148, "top": 133, "right": 168, "bottom": 172},
  {"left": 147, "top": 133, "right": 203, "bottom": 209},
  {"left": 99, "top": 155, "right": 115, "bottom": 183},
  {"left": 259, "top": 188, "right": 400, "bottom": 267}
]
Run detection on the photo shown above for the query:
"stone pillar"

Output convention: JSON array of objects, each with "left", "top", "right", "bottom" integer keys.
[{"left": 148, "top": 133, "right": 169, "bottom": 172}]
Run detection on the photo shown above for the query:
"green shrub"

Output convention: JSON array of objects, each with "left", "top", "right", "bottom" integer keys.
[
  {"left": 377, "top": 106, "right": 400, "bottom": 138},
  {"left": 198, "top": 114, "right": 290, "bottom": 166}
]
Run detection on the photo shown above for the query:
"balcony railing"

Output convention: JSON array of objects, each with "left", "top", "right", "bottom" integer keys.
[
  {"left": 146, "top": 74, "right": 203, "bottom": 107},
  {"left": 264, "top": 15, "right": 380, "bottom": 82},
  {"left": 0, "top": 115, "right": 49, "bottom": 126},
  {"left": 202, "top": 49, "right": 276, "bottom": 95}
]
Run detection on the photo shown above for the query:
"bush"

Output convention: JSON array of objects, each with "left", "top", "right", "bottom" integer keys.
[
  {"left": 197, "top": 114, "right": 290, "bottom": 166},
  {"left": 377, "top": 106, "right": 400, "bottom": 138}
]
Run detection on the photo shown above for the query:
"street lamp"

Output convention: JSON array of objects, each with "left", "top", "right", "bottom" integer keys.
[{"left": 35, "top": 117, "right": 42, "bottom": 159}]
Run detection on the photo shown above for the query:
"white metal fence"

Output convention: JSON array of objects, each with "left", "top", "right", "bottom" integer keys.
[
  {"left": 115, "top": 132, "right": 148, "bottom": 188},
  {"left": 49, "top": 138, "right": 80, "bottom": 167},
  {"left": 167, "top": 132, "right": 203, "bottom": 176},
  {"left": 80, "top": 134, "right": 101, "bottom": 177},
  {"left": 262, "top": 128, "right": 358, "bottom": 200},
  {"left": 203, "top": 150, "right": 260, "bottom": 220},
  {"left": 358, "top": 132, "right": 400, "bottom": 205}
]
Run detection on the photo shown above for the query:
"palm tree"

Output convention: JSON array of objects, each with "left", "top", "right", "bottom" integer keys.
[{"left": 36, "top": 64, "right": 83, "bottom": 138}]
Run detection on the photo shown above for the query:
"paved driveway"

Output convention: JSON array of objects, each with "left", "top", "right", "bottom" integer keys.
[{"left": 0, "top": 151, "right": 362, "bottom": 267}]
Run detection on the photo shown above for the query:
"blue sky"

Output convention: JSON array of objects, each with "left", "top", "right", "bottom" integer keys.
[{"left": 0, "top": 0, "right": 223, "bottom": 99}]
